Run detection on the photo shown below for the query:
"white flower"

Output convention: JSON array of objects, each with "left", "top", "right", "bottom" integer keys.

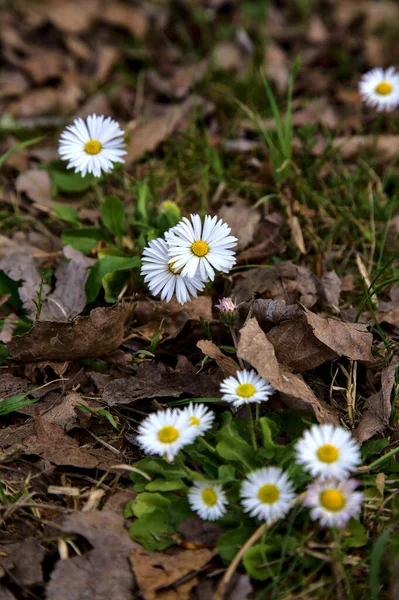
[
  {"left": 304, "top": 478, "right": 363, "bottom": 528},
  {"left": 140, "top": 237, "right": 205, "bottom": 305},
  {"left": 165, "top": 214, "right": 237, "bottom": 281},
  {"left": 241, "top": 467, "right": 295, "bottom": 524},
  {"left": 295, "top": 424, "right": 361, "bottom": 481},
  {"left": 359, "top": 67, "right": 399, "bottom": 112},
  {"left": 180, "top": 403, "right": 215, "bottom": 436},
  {"left": 58, "top": 114, "right": 126, "bottom": 177},
  {"left": 220, "top": 369, "right": 274, "bottom": 408},
  {"left": 188, "top": 481, "right": 228, "bottom": 521},
  {"left": 136, "top": 408, "right": 197, "bottom": 461}
]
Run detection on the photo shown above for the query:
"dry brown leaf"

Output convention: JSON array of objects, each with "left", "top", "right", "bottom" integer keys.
[
  {"left": 264, "top": 42, "right": 289, "bottom": 93},
  {"left": 212, "top": 42, "right": 243, "bottom": 71},
  {"left": 16, "top": 169, "right": 52, "bottom": 206},
  {"left": 249, "top": 299, "right": 303, "bottom": 329},
  {"left": 237, "top": 318, "right": 339, "bottom": 424},
  {"left": 320, "top": 271, "right": 342, "bottom": 312},
  {"left": 303, "top": 308, "right": 373, "bottom": 362},
  {"left": 133, "top": 297, "right": 212, "bottom": 341},
  {"left": 236, "top": 213, "right": 286, "bottom": 265},
  {"left": 354, "top": 357, "right": 399, "bottom": 443},
  {"left": 0, "top": 416, "right": 118, "bottom": 469},
  {"left": 218, "top": 197, "right": 261, "bottom": 252},
  {"left": 266, "top": 318, "right": 337, "bottom": 373},
  {"left": 47, "top": 511, "right": 136, "bottom": 600},
  {"left": 178, "top": 517, "right": 222, "bottom": 547},
  {"left": 103, "top": 361, "right": 221, "bottom": 406},
  {"left": 0, "top": 538, "right": 45, "bottom": 587},
  {"left": 9, "top": 84, "right": 82, "bottom": 118},
  {"left": 197, "top": 340, "right": 240, "bottom": 377},
  {"left": 147, "top": 61, "right": 208, "bottom": 100},
  {"left": 0, "top": 70, "right": 28, "bottom": 98},
  {"left": 47, "top": 0, "right": 100, "bottom": 33},
  {"left": 313, "top": 135, "right": 399, "bottom": 163},
  {"left": 39, "top": 246, "right": 95, "bottom": 322},
  {"left": 131, "top": 546, "right": 214, "bottom": 600},
  {"left": 0, "top": 235, "right": 50, "bottom": 319},
  {"left": 101, "top": 1, "right": 148, "bottom": 39},
  {"left": 8, "top": 304, "right": 128, "bottom": 361}
]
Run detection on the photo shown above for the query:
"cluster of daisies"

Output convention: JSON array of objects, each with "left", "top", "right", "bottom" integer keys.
[
  {"left": 136, "top": 366, "right": 364, "bottom": 529},
  {"left": 140, "top": 214, "right": 238, "bottom": 305}
]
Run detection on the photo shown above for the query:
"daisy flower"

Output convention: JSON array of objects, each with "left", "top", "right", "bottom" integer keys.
[
  {"left": 241, "top": 467, "right": 295, "bottom": 524},
  {"left": 295, "top": 424, "right": 361, "bottom": 481},
  {"left": 304, "top": 478, "right": 363, "bottom": 528},
  {"left": 188, "top": 481, "right": 228, "bottom": 521},
  {"left": 140, "top": 237, "right": 205, "bottom": 305},
  {"left": 165, "top": 214, "right": 237, "bottom": 281},
  {"left": 359, "top": 67, "right": 399, "bottom": 112},
  {"left": 220, "top": 369, "right": 274, "bottom": 408},
  {"left": 215, "top": 297, "right": 237, "bottom": 325},
  {"left": 58, "top": 114, "right": 126, "bottom": 177},
  {"left": 180, "top": 403, "right": 215, "bottom": 436},
  {"left": 136, "top": 408, "right": 198, "bottom": 462}
]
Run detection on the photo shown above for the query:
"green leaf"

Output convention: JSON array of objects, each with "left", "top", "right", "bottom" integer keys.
[
  {"left": 370, "top": 525, "right": 395, "bottom": 600},
  {"left": 0, "top": 391, "right": 38, "bottom": 416},
  {"left": 344, "top": 519, "right": 368, "bottom": 548},
  {"left": 132, "top": 492, "right": 171, "bottom": 518},
  {"left": 243, "top": 544, "right": 275, "bottom": 581},
  {"left": 85, "top": 255, "right": 140, "bottom": 303},
  {"left": 217, "top": 524, "right": 255, "bottom": 564},
  {"left": 0, "top": 137, "right": 44, "bottom": 170},
  {"left": 130, "top": 457, "right": 187, "bottom": 483},
  {"left": 135, "top": 180, "right": 150, "bottom": 223},
  {"left": 0, "top": 271, "right": 22, "bottom": 308},
  {"left": 102, "top": 270, "right": 130, "bottom": 303},
  {"left": 52, "top": 204, "right": 80, "bottom": 225},
  {"left": 216, "top": 438, "right": 256, "bottom": 472},
  {"left": 157, "top": 201, "right": 181, "bottom": 235},
  {"left": 259, "top": 417, "right": 277, "bottom": 458},
  {"left": 218, "top": 465, "right": 236, "bottom": 484},
  {"left": 97, "top": 409, "right": 118, "bottom": 430},
  {"left": 62, "top": 227, "right": 106, "bottom": 253},
  {"left": 129, "top": 510, "right": 177, "bottom": 551},
  {"left": 51, "top": 170, "right": 94, "bottom": 194},
  {"left": 101, "top": 195, "right": 125, "bottom": 240},
  {"left": 145, "top": 478, "right": 187, "bottom": 492},
  {"left": 0, "top": 346, "right": 8, "bottom": 365}
]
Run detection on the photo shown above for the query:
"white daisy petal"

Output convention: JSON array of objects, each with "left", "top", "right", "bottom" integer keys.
[
  {"left": 165, "top": 214, "right": 237, "bottom": 281},
  {"left": 295, "top": 424, "right": 361, "bottom": 481},
  {"left": 179, "top": 403, "right": 215, "bottom": 436},
  {"left": 58, "top": 114, "right": 126, "bottom": 178},
  {"left": 188, "top": 481, "right": 228, "bottom": 521},
  {"left": 240, "top": 467, "right": 295, "bottom": 524},
  {"left": 359, "top": 67, "right": 399, "bottom": 112},
  {"left": 141, "top": 237, "right": 205, "bottom": 305},
  {"left": 136, "top": 408, "right": 198, "bottom": 462},
  {"left": 220, "top": 369, "right": 274, "bottom": 408},
  {"left": 304, "top": 478, "right": 363, "bottom": 528}
]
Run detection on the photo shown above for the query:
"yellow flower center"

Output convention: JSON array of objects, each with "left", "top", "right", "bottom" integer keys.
[
  {"left": 158, "top": 426, "right": 179, "bottom": 444},
  {"left": 191, "top": 240, "right": 209, "bottom": 257},
  {"left": 320, "top": 489, "right": 346, "bottom": 512},
  {"left": 258, "top": 484, "right": 280, "bottom": 504},
  {"left": 375, "top": 81, "right": 393, "bottom": 96},
  {"left": 236, "top": 383, "right": 256, "bottom": 398},
  {"left": 168, "top": 261, "right": 183, "bottom": 275},
  {"left": 84, "top": 139, "right": 102, "bottom": 155},
  {"left": 202, "top": 488, "right": 217, "bottom": 506},
  {"left": 317, "top": 444, "right": 339, "bottom": 463},
  {"left": 189, "top": 416, "right": 200, "bottom": 426}
]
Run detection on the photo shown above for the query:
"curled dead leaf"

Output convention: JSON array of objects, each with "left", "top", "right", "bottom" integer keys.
[
  {"left": 237, "top": 318, "right": 339, "bottom": 424},
  {"left": 8, "top": 304, "right": 128, "bottom": 361},
  {"left": 197, "top": 340, "right": 240, "bottom": 377}
]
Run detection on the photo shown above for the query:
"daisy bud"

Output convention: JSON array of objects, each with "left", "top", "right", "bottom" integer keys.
[{"left": 215, "top": 297, "right": 237, "bottom": 326}]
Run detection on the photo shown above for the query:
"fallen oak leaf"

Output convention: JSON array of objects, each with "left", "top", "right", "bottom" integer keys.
[
  {"left": 303, "top": 307, "right": 373, "bottom": 362},
  {"left": 354, "top": 357, "right": 399, "bottom": 443},
  {"left": 8, "top": 304, "right": 128, "bottom": 361},
  {"left": 0, "top": 538, "right": 45, "bottom": 587},
  {"left": 237, "top": 318, "right": 339, "bottom": 424},
  {"left": 197, "top": 340, "right": 240, "bottom": 377},
  {"left": 130, "top": 546, "right": 215, "bottom": 600}
]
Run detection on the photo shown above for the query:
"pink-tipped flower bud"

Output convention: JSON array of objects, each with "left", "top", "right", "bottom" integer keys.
[{"left": 215, "top": 297, "right": 237, "bottom": 326}]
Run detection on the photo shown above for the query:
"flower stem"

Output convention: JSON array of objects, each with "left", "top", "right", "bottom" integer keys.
[
  {"left": 230, "top": 326, "right": 244, "bottom": 370},
  {"left": 357, "top": 444, "right": 399, "bottom": 473},
  {"left": 198, "top": 436, "right": 218, "bottom": 455},
  {"left": 247, "top": 404, "right": 257, "bottom": 450}
]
